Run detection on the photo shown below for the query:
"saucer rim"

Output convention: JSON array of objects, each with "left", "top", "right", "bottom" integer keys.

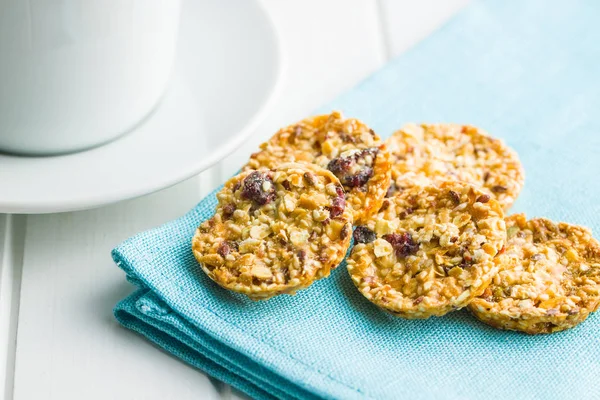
[{"left": 0, "top": 0, "right": 285, "bottom": 214}]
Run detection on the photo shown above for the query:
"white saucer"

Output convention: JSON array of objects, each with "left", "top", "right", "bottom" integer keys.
[{"left": 0, "top": 0, "right": 284, "bottom": 214}]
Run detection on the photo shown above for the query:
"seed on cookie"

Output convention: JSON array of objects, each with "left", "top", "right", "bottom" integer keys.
[
  {"left": 385, "top": 123, "right": 524, "bottom": 211},
  {"left": 469, "top": 214, "right": 600, "bottom": 334},
  {"left": 346, "top": 181, "right": 506, "bottom": 319},
  {"left": 192, "top": 163, "right": 353, "bottom": 300},
  {"left": 243, "top": 111, "right": 391, "bottom": 224}
]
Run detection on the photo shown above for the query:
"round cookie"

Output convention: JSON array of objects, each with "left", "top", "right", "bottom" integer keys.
[
  {"left": 192, "top": 163, "right": 353, "bottom": 300},
  {"left": 347, "top": 181, "right": 506, "bottom": 319},
  {"left": 469, "top": 214, "right": 600, "bottom": 334},
  {"left": 244, "top": 111, "right": 391, "bottom": 224},
  {"left": 385, "top": 123, "right": 524, "bottom": 211}
]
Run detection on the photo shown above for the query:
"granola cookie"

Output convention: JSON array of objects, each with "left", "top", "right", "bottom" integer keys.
[
  {"left": 244, "top": 111, "right": 391, "bottom": 224},
  {"left": 347, "top": 182, "right": 506, "bottom": 319},
  {"left": 192, "top": 163, "right": 353, "bottom": 300},
  {"left": 469, "top": 214, "right": 600, "bottom": 334},
  {"left": 385, "top": 123, "right": 524, "bottom": 211}
]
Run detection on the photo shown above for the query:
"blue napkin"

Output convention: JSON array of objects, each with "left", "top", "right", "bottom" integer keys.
[{"left": 113, "top": 1, "right": 600, "bottom": 399}]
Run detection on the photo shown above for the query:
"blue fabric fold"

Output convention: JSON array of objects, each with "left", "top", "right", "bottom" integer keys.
[{"left": 114, "top": 1, "right": 600, "bottom": 399}]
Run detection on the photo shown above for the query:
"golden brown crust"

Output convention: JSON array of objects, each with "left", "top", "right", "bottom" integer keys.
[
  {"left": 386, "top": 123, "right": 524, "bottom": 211},
  {"left": 192, "top": 163, "right": 353, "bottom": 300},
  {"left": 469, "top": 214, "right": 600, "bottom": 334},
  {"left": 347, "top": 181, "right": 506, "bottom": 319},
  {"left": 244, "top": 111, "right": 391, "bottom": 224}
]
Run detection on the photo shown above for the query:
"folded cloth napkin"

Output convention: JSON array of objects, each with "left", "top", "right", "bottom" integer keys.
[{"left": 113, "top": 1, "right": 600, "bottom": 399}]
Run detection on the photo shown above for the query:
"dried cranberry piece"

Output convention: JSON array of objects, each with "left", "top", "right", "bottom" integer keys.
[
  {"left": 353, "top": 226, "right": 376, "bottom": 244},
  {"left": 217, "top": 242, "right": 231, "bottom": 258},
  {"left": 241, "top": 171, "right": 276, "bottom": 205},
  {"left": 345, "top": 167, "right": 373, "bottom": 187},
  {"left": 382, "top": 232, "right": 419, "bottom": 257},
  {"left": 329, "top": 185, "right": 346, "bottom": 218},
  {"left": 399, "top": 207, "right": 414, "bottom": 219},
  {"left": 327, "top": 156, "right": 353, "bottom": 176},
  {"left": 327, "top": 148, "right": 379, "bottom": 189},
  {"left": 297, "top": 249, "right": 306, "bottom": 262},
  {"left": 330, "top": 196, "right": 346, "bottom": 218},
  {"left": 361, "top": 148, "right": 379, "bottom": 158},
  {"left": 222, "top": 203, "right": 236, "bottom": 219}
]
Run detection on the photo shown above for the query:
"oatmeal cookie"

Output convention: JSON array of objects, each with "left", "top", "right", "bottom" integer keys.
[
  {"left": 469, "top": 214, "right": 600, "bottom": 334},
  {"left": 385, "top": 123, "right": 524, "bottom": 211},
  {"left": 347, "top": 181, "right": 506, "bottom": 318},
  {"left": 244, "top": 111, "right": 391, "bottom": 224},
  {"left": 192, "top": 163, "right": 353, "bottom": 300}
]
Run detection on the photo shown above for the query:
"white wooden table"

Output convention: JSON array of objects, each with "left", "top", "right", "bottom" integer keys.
[{"left": 0, "top": 1, "right": 468, "bottom": 398}]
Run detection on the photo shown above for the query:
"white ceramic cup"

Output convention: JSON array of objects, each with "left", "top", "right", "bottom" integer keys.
[{"left": 0, "top": 0, "right": 181, "bottom": 155}]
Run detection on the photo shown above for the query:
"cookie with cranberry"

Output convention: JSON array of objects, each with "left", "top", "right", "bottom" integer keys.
[
  {"left": 347, "top": 181, "right": 506, "bottom": 318},
  {"left": 469, "top": 214, "right": 600, "bottom": 334},
  {"left": 385, "top": 123, "right": 524, "bottom": 211},
  {"left": 192, "top": 163, "right": 353, "bottom": 300},
  {"left": 244, "top": 111, "right": 391, "bottom": 224}
]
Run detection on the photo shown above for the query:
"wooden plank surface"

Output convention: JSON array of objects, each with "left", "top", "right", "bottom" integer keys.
[
  {"left": 10, "top": 1, "right": 385, "bottom": 399},
  {"left": 12, "top": 179, "right": 225, "bottom": 400},
  {"left": 6, "top": 2, "right": 472, "bottom": 399}
]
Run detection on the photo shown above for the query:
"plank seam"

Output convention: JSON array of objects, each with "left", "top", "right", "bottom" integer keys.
[
  {"left": 375, "top": 0, "right": 392, "bottom": 61},
  {"left": 0, "top": 215, "right": 26, "bottom": 400}
]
